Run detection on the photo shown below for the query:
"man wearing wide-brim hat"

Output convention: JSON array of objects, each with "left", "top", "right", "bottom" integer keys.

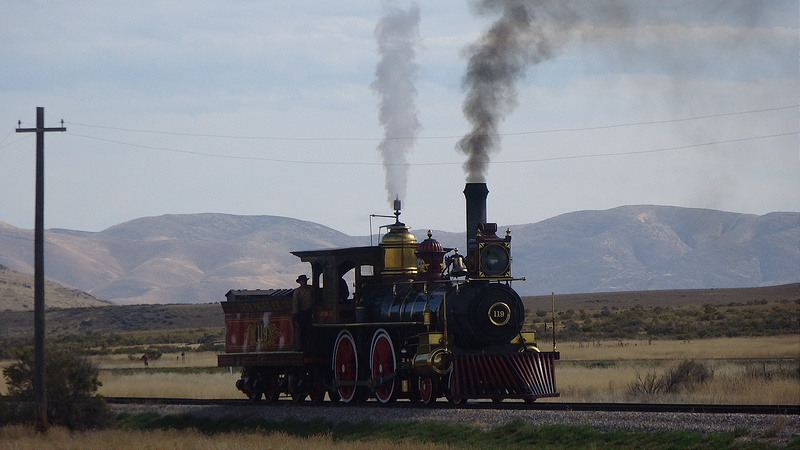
[{"left": 292, "top": 274, "right": 313, "bottom": 351}]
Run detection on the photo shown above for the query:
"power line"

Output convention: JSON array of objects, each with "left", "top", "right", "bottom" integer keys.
[
  {"left": 66, "top": 133, "right": 375, "bottom": 165},
  {"left": 0, "top": 131, "right": 14, "bottom": 146},
  {"left": 66, "top": 130, "right": 798, "bottom": 166},
  {"left": 65, "top": 104, "right": 799, "bottom": 142},
  {"left": 0, "top": 134, "right": 33, "bottom": 150},
  {"left": 502, "top": 105, "right": 800, "bottom": 137},
  {"left": 494, "top": 132, "right": 799, "bottom": 164}
]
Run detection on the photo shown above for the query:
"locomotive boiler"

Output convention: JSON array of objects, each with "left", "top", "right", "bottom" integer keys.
[{"left": 217, "top": 183, "right": 559, "bottom": 403}]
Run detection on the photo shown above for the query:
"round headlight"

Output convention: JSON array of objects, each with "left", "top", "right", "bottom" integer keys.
[{"left": 480, "top": 243, "right": 509, "bottom": 276}]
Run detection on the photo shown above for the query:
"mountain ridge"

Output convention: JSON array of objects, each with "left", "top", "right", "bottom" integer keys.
[
  {"left": 0, "top": 264, "right": 113, "bottom": 311},
  {"left": 0, "top": 205, "right": 797, "bottom": 305}
]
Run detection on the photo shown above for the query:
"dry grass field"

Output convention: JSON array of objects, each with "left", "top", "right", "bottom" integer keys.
[
  {"left": 91, "top": 350, "right": 220, "bottom": 370},
  {"left": 82, "top": 336, "right": 800, "bottom": 405},
  {"left": 557, "top": 335, "right": 799, "bottom": 361},
  {"left": 551, "top": 360, "right": 799, "bottom": 404},
  {"left": 0, "top": 360, "right": 9, "bottom": 395},
  {"left": 99, "top": 371, "right": 242, "bottom": 398},
  {"left": 3, "top": 336, "right": 798, "bottom": 404},
  {"left": 550, "top": 335, "right": 799, "bottom": 405},
  {"left": 2, "top": 340, "right": 798, "bottom": 449},
  {"left": 523, "top": 283, "right": 799, "bottom": 311}
]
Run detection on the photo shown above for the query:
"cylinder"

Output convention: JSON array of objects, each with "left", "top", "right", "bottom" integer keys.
[{"left": 412, "top": 347, "right": 453, "bottom": 377}]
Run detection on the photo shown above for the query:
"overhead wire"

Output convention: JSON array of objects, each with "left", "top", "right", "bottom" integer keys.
[
  {"left": 0, "top": 134, "right": 32, "bottom": 151},
  {"left": 64, "top": 104, "right": 798, "bottom": 142},
  {"left": 494, "top": 132, "right": 799, "bottom": 164},
  {"left": 51, "top": 103, "right": 799, "bottom": 166},
  {"left": 0, "top": 131, "right": 13, "bottom": 146},
  {"left": 65, "top": 130, "right": 798, "bottom": 166},
  {"left": 65, "top": 132, "right": 372, "bottom": 165}
]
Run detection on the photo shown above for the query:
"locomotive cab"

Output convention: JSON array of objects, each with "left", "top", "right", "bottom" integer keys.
[{"left": 290, "top": 246, "right": 383, "bottom": 324}]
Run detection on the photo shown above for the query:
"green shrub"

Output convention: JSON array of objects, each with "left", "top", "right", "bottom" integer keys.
[
  {"left": 628, "top": 360, "right": 714, "bottom": 398},
  {"left": 550, "top": 300, "right": 799, "bottom": 341},
  {"left": 2, "top": 347, "right": 114, "bottom": 430},
  {"left": 661, "top": 359, "right": 714, "bottom": 393}
]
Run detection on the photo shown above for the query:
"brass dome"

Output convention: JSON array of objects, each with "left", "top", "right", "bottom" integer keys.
[{"left": 380, "top": 223, "right": 418, "bottom": 277}]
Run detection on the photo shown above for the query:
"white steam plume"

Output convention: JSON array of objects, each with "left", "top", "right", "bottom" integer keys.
[{"left": 372, "top": 1, "right": 421, "bottom": 207}]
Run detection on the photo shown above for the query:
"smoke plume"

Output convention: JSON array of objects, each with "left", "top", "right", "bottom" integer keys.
[
  {"left": 458, "top": 0, "right": 571, "bottom": 183},
  {"left": 372, "top": 1, "right": 421, "bottom": 207},
  {"left": 457, "top": 0, "right": 780, "bottom": 184}
]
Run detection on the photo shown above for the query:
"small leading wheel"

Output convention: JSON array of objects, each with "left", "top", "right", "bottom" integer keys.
[
  {"left": 333, "top": 330, "right": 359, "bottom": 403},
  {"left": 370, "top": 328, "right": 397, "bottom": 404},
  {"left": 447, "top": 394, "right": 467, "bottom": 405},
  {"left": 447, "top": 370, "right": 467, "bottom": 405},
  {"left": 418, "top": 376, "right": 438, "bottom": 404}
]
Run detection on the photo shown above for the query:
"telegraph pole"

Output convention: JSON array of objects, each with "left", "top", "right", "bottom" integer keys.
[{"left": 15, "top": 107, "right": 66, "bottom": 432}]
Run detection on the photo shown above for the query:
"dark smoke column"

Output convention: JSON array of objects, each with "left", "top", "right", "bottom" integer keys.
[
  {"left": 372, "top": 2, "right": 421, "bottom": 207},
  {"left": 457, "top": 0, "right": 556, "bottom": 182}
]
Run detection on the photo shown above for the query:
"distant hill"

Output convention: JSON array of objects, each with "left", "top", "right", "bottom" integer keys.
[
  {"left": 522, "top": 282, "right": 800, "bottom": 313},
  {"left": 0, "top": 206, "right": 797, "bottom": 304},
  {"left": 0, "top": 214, "right": 363, "bottom": 305},
  {"left": 0, "top": 284, "right": 795, "bottom": 343},
  {"left": 0, "top": 264, "right": 113, "bottom": 311},
  {"left": 511, "top": 206, "right": 800, "bottom": 294},
  {"left": 0, "top": 302, "right": 223, "bottom": 341}
]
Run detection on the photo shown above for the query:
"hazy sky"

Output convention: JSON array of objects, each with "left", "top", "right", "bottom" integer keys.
[{"left": 2, "top": 1, "right": 798, "bottom": 237}]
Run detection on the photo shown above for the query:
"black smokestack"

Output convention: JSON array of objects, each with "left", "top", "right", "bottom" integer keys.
[{"left": 464, "top": 182, "right": 489, "bottom": 246}]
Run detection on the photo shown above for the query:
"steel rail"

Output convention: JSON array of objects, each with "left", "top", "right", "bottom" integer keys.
[{"left": 105, "top": 397, "right": 798, "bottom": 415}]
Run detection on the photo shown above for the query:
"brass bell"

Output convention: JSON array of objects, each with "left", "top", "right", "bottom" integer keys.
[{"left": 450, "top": 253, "right": 468, "bottom": 278}]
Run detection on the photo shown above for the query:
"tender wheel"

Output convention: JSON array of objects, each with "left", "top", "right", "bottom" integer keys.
[
  {"left": 370, "top": 328, "right": 397, "bottom": 404},
  {"left": 309, "top": 368, "right": 326, "bottom": 404},
  {"left": 289, "top": 369, "right": 308, "bottom": 403},
  {"left": 418, "top": 376, "right": 438, "bottom": 404},
  {"left": 247, "top": 391, "right": 262, "bottom": 402},
  {"left": 263, "top": 373, "right": 280, "bottom": 402},
  {"left": 333, "top": 330, "right": 358, "bottom": 403}
]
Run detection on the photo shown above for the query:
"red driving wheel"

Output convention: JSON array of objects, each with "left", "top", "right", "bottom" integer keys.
[
  {"left": 333, "top": 330, "right": 358, "bottom": 403},
  {"left": 370, "top": 329, "right": 397, "bottom": 403}
]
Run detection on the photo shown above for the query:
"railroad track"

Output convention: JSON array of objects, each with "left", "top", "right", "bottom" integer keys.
[{"left": 105, "top": 397, "right": 798, "bottom": 415}]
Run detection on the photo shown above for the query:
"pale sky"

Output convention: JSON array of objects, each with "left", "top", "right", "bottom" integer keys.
[{"left": 2, "top": 1, "right": 798, "bottom": 237}]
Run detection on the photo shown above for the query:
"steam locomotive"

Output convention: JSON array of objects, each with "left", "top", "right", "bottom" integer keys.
[{"left": 217, "top": 183, "right": 559, "bottom": 403}]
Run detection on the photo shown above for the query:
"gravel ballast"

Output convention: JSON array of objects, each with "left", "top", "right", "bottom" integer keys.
[{"left": 112, "top": 403, "right": 799, "bottom": 446}]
